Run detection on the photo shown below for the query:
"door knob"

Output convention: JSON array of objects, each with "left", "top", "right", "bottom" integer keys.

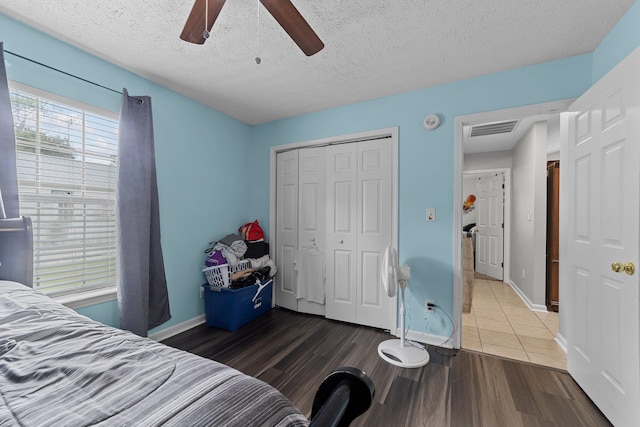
[
  {"left": 339, "top": 240, "right": 344, "bottom": 244},
  {"left": 611, "top": 262, "right": 635, "bottom": 275}
]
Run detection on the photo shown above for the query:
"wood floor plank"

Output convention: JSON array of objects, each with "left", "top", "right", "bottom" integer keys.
[
  {"left": 404, "top": 362, "right": 451, "bottom": 427},
  {"left": 162, "top": 308, "right": 612, "bottom": 427},
  {"left": 355, "top": 402, "right": 397, "bottom": 427},
  {"left": 449, "top": 351, "right": 483, "bottom": 426},
  {"left": 461, "top": 353, "right": 523, "bottom": 426}
]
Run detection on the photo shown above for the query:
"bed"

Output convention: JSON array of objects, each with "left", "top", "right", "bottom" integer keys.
[{"left": 0, "top": 217, "right": 373, "bottom": 426}]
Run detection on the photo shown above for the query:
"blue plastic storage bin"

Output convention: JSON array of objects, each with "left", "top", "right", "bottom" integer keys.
[{"left": 202, "top": 279, "right": 273, "bottom": 331}]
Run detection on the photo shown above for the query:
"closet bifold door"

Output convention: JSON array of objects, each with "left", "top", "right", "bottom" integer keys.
[
  {"left": 325, "top": 140, "right": 394, "bottom": 330},
  {"left": 297, "top": 147, "right": 327, "bottom": 316},
  {"left": 355, "top": 139, "right": 393, "bottom": 330},
  {"left": 275, "top": 150, "right": 299, "bottom": 311},
  {"left": 325, "top": 143, "right": 358, "bottom": 323}
]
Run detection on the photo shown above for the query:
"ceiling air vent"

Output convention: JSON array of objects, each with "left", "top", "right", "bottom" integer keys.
[{"left": 469, "top": 120, "right": 518, "bottom": 137}]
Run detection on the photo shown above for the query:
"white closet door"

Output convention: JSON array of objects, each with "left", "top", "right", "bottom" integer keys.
[
  {"left": 297, "top": 147, "right": 326, "bottom": 316},
  {"left": 356, "top": 139, "right": 393, "bottom": 329},
  {"left": 325, "top": 143, "right": 358, "bottom": 323},
  {"left": 325, "top": 140, "right": 394, "bottom": 330},
  {"left": 275, "top": 150, "right": 299, "bottom": 311}
]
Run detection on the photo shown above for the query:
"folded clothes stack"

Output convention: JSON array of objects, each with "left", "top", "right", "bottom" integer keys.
[
  {"left": 203, "top": 220, "right": 277, "bottom": 289},
  {"left": 229, "top": 266, "right": 271, "bottom": 289},
  {"left": 245, "top": 240, "right": 269, "bottom": 258}
]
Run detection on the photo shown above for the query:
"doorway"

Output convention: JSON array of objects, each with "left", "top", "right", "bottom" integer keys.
[
  {"left": 546, "top": 160, "right": 560, "bottom": 312},
  {"left": 474, "top": 172, "right": 505, "bottom": 281},
  {"left": 463, "top": 169, "right": 510, "bottom": 281},
  {"left": 453, "top": 100, "right": 573, "bottom": 368}
]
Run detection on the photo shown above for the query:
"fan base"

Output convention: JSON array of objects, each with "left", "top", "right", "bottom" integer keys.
[{"left": 377, "top": 339, "right": 430, "bottom": 368}]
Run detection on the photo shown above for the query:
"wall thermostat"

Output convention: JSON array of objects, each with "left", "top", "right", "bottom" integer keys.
[{"left": 423, "top": 114, "right": 440, "bottom": 130}]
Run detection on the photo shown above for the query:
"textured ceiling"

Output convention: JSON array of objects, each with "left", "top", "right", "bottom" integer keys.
[{"left": 0, "top": 0, "right": 635, "bottom": 125}]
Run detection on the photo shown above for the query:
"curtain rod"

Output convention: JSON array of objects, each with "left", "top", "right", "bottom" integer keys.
[{"left": 4, "top": 49, "right": 122, "bottom": 95}]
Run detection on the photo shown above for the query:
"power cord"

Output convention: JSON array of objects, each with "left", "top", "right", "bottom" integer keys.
[
  {"left": 431, "top": 304, "right": 455, "bottom": 347},
  {"left": 405, "top": 303, "right": 412, "bottom": 338},
  {"left": 403, "top": 294, "right": 425, "bottom": 349},
  {"left": 403, "top": 301, "right": 456, "bottom": 353},
  {"left": 410, "top": 311, "right": 434, "bottom": 346}
]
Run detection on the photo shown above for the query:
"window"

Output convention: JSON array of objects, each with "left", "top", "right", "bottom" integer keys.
[{"left": 10, "top": 83, "right": 119, "bottom": 301}]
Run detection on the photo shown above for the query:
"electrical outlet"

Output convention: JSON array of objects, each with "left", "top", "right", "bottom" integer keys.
[
  {"left": 199, "top": 286, "right": 205, "bottom": 299},
  {"left": 522, "top": 269, "right": 526, "bottom": 279},
  {"left": 425, "top": 299, "right": 435, "bottom": 313}
]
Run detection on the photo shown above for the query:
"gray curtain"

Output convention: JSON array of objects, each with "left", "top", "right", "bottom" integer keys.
[
  {"left": 117, "top": 89, "right": 171, "bottom": 337},
  {"left": 0, "top": 42, "right": 19, "bottom": 219}
]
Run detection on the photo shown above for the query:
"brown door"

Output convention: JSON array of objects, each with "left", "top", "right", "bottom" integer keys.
[{"left": 545, "top": 161, "right": 560, "bottom": 312}]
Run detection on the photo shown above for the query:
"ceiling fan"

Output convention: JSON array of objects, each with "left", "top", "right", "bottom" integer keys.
[{"left": 180, "top": 0, "right": 324, "bottom": 56}]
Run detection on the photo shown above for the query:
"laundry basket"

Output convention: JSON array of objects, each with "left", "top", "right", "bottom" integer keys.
[{"left": 202, "top": 260, "right": 251, "bottom": 289}]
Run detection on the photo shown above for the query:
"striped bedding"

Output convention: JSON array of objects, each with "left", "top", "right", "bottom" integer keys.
[{"left": 0, "top": 280, "right": 309, "bottom": 426}]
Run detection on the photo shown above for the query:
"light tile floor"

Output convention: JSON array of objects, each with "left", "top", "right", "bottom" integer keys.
[{"left": 461, "top": 277, "right": 566, "bottom": 370}]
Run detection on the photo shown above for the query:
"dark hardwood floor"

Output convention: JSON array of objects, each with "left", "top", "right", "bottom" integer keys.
[{"left": 162, "top": 308, "right": 611, "bottom": 427}]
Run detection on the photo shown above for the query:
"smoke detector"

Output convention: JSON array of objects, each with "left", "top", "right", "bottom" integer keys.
[{"left": 423, "top": 114, "right": 441, "bottom": 130}]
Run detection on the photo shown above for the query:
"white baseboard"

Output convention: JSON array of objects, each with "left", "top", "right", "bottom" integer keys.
[
  {"left": 395, "top": 328, "right": 454, "bottom": 349},
  {"left": 149, "top": 314, "right": 205, "bottom": 342},
  {"left": 150, "top": 313, "right": 456, "bottom": 350},
  {"left": 507, "top": 280, "right": 548, "bottom": 312},
  {"left": 555, "top": 332, "right": 567, "bottom": 354}
]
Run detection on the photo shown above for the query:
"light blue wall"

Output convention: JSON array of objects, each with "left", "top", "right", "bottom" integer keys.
[
  {"left": 3, "top": 0, "right": 640, "bottom": 338},
  {"left": 248, "top": 0, "right": 640, "bottom": 339},
  {"left": 592, "top": 0, "right": 640, "bottom": 82},
  {"left": 1, "top": 14, "right": 254, "bottom": 333},
  {"left": 248, "top": 54, "right": 592, "bottom": 337}
]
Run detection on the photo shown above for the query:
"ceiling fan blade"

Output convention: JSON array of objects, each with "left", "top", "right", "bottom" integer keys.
[
  {"left": 180, "top": 0, "right": 227, "bottom": 44},
  {"left": 260, "top": 0, "right": 324, "bottom": 56}
]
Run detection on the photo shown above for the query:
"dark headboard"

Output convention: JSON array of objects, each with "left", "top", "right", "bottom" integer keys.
[{"left": 0, "top": 216, "right": 34, "bottom": 287}]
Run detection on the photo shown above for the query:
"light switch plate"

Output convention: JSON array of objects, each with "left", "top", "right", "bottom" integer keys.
[{"left": 426, "top": 208, "right": 436, "bottom": 222}]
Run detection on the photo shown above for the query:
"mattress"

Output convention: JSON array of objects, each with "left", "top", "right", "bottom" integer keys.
[{"left": 0, "top": 280, "right": 308, "bottom": 426}]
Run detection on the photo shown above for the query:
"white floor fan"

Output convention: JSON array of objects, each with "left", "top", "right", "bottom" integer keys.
[{"left": 377, "top": 247, "right": 430, "bottom": 368}]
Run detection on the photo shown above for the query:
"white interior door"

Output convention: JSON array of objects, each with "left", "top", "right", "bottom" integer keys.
[
  {"left": 297, "top": 147, "right": 326, "bottom": 316},
  {"left": 325, "top": 140, "right": 394, "bottom": 330},
  {"left": 325, "top": 143, "right": 358, "bottom": 323},
  {"left": 275, "top": 151, "right": 299, "bottom": 311},
  {"left": 356, "top": 140, "right": 393, "bottom": 329},
  {"left": 475, "top": 173, "right": 504, "bottom": 280},
  {"left": 563, "top": 47, "right": 640, "bottom": 427}
]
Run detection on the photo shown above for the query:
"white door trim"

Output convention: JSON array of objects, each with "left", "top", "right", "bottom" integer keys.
[
  {"left": 269, "top": 127, "right": 399, "bottom": 330},
  {"left": 464, "top": 168, "right": 511, "bottom": 282},
  {"left": 453, "top": 100, "right": 573, "bottom": 349}
]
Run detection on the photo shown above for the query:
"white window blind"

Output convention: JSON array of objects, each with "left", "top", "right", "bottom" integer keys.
[{"left": 10, "top": 83, "right": 119, "bottom": 297}]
